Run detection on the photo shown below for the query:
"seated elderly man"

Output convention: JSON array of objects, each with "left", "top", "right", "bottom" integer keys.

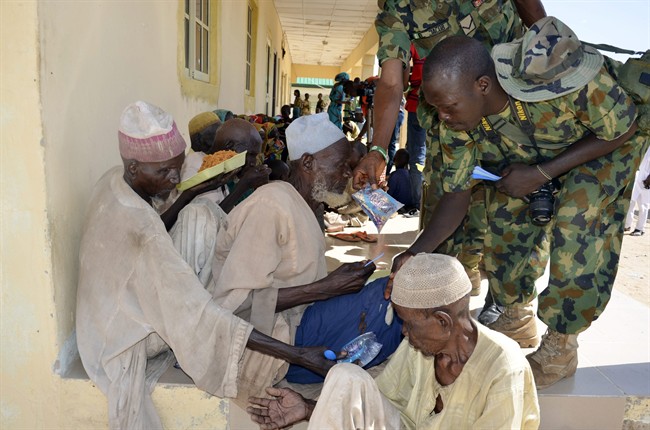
[
  {"left": 189, "top": 111, "right": 221, "bottom": 153},
  {"left": 164, "top": 118, "right": 272, "bottom": 285},
  {"left": 248, "top": 254, "right": 540, "bottom": 430},
  {"left": 211, "top": 113, "right": 403, "bottom": 399},
  {"left": 152, "top": 111, "right": 222, "bottom": 220},
  {"left": 210, "top": 118, "right": 271, "bottom": 212},
  {"left": 159, "top": 117, "right": 270, "bottom": 229},
  {"left": 76, "top": 101, "right": 341, "bottom": 429}
]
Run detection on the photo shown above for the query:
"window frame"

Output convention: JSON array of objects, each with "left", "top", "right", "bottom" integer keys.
[
  {"left": 245, "top": 2, "right": 253, "bottom": 94},
  {"left": 185, "top": 0, "right": 210, "bottom": 83}
]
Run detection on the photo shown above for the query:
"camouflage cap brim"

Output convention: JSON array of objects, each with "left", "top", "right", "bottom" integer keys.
[{"left": 492, "top": 29, "right": 603, "bottom": 102}]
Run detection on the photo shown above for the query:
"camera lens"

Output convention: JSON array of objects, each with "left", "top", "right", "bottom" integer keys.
[{"left": 528, "top": 182, "right": 555, "bottom": 226}]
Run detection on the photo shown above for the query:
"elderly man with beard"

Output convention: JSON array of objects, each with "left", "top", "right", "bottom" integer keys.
[
  {"left": 77, "top": 102, "right": 348, "bottom": 429},
  {"left": 211, "top": 113, "right": 403, "bottom": 401}
]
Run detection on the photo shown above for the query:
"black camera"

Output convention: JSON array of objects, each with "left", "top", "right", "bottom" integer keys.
[
  {"left": 527, "top": 181, "right": 557, "bottom": 226},
  {"left": 344, "top": 79, "right": 376, "bottom": 108}
]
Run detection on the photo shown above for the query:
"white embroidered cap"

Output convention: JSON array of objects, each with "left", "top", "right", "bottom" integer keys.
[
  {"left": 392, "top": 253, "right": 472, "bottom": 308},
  {"left": 118, "top": 101, "right": 186, "bottom": 162},
  {"left": 285, "top": 113, "right": 346, "bottom": 160}
]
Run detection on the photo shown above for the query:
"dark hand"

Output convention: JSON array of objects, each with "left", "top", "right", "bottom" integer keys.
[
  {"left": 496, "top": 163, "right": 548, "bottom": 198},
  {"left": 644, "top": 175, "right": 650, "bottom": 189},
  {"left": 239, "top": 164, "right": 272, "bottom": 190},
  {"left": 298, "top": 345, "right": 342, "bottom": 377},
  {"left": 188, "top": 168, "right": 241, "bottom": 195},
  {"left": 247, "top": 387, "right": 310, "bottom": 430},
  {"left": 386, "top": 251, "right": 413, "bottom": 300},
  {"left": 322, "top": 261, "right": 375, "bottom": 296},
  {"left": 353, "top": 151, "right": 386, "bottom": 189}
]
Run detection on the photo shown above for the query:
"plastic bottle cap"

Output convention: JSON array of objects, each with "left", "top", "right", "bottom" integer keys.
[{"left": 323, "top": 350, "right": 337, "bottom": 360}]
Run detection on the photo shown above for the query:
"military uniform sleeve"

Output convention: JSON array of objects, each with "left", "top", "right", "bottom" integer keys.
[
  {"left": 375, "top": 0, "right": 412, "bottom": 67},
  {"left": 439, "top": 125, "right": 479, "bottom": 193},
  {"left": 570, "top": 67, "right": 637, "bottom": 141}
]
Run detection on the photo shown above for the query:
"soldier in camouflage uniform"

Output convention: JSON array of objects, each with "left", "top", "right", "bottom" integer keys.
[
  {"left": 355, "top": 0, "right": 546, "bottom": 298},
  {"left": 393, "top": 18, "right": 646, "bottom": 389}
]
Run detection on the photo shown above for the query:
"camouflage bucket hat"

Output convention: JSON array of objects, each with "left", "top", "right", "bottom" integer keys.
[{"left": 491, "top": 16, "right": 603, "bottom": 102}]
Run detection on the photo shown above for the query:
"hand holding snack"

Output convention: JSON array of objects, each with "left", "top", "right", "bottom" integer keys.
[
  {"left": 177, "top": 150, "right": 246, "bottom": 191},
  {"left": 188, "top": 168, "right": 240, "bottom": 195}
]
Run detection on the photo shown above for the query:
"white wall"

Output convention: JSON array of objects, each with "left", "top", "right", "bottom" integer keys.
[
  {"left": 217, "top": 0, "right": 249, "bottom": 112},
  {"left": 252, "top": 0, "right": 293, "bottom": 115}
]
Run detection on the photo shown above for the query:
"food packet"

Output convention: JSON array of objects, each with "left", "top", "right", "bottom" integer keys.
[
  {"left": 337, "top": 332, "right": 383, "bottom": 367},
  {"left": 352, "top": 185, "right": 403, "bottom": 232}
]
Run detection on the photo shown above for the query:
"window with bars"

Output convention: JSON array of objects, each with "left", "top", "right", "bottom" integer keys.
[
  {"left": 184, "top": 0, "right": 210, "bottom": 82},
  {"left": 245, "top": 3, "right": 254, "bottom": 94}
]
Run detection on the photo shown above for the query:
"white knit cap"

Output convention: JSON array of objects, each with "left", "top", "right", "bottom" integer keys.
[
  {"left": 285, "top": 112, "right": 346, "bottom": 160},
  {"left": 118, "top": 101, "right": 186, "bottom": 162},
  {"left": 392, "top": 253, "right": 472, "bottom": 308}
]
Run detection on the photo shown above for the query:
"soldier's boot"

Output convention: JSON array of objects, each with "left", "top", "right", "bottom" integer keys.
[
  {"left": 526, "top": 329, "right": 579, "bottom": 390},
  {"left": 477, "top": 291, "right": 504, "bottom": 326},
  {"left": 487, "top": 303, "right": 539, "bottom": 348},
  {"left": 466, "top": 268, "right": 482, "bottom": 296}
]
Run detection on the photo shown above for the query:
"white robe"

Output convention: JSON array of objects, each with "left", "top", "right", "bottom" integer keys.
[
  {"left": 630, "top": 146, "right": 650, "bottom": 206},
  {"left": 309, "top": 325, "right": 539, "bottom": 430},
  {"left": 212, "top": 181, "right": 327, "bottom": 401},
  {"left": 76, "top": 167, "right": 252, "bottom": 429}
]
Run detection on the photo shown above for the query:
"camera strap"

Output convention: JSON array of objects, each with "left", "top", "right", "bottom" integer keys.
[{"left": 480, "top": 97, "right": 554, "bottom": 164}]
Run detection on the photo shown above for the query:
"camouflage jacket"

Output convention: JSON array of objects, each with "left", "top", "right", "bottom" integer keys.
[
  {"left": 439, "top": 67, "right": 638, "bottom": 193},
  {"left": 375, "top": 0, "right": 525, "bottom": 67}
]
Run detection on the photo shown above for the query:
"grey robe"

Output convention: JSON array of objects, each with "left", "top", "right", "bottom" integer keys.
[{"left": 76, "top": 167, "right": 252, "bottom": 429}]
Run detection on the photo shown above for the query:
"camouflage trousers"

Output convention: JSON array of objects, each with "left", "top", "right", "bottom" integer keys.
[
  {"left": 420, "top": 127, "right": 487, "bottom": 274},
  {"left": 485, "top": 132, "right": 648, "bottom": 335}
]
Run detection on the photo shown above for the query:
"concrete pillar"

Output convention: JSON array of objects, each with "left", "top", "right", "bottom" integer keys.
[
  {"left": 361, "top": 54, "right": 377, "bottom": 79},
  {"left": 350, "top": 65, "right": 363, "bottom": 80}
]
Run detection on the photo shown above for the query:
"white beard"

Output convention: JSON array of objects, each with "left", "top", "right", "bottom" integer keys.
[{"left": 312, "top": 179, "right": 352, "bottom": 208}]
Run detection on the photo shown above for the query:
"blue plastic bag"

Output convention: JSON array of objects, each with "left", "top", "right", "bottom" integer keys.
[{"left": 352, "top": 186, "right": 403, "bottom": 232}]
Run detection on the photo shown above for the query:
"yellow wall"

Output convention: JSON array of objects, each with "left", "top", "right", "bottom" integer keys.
[
  {"left": 253, "top": 0, "right": 293, "bottom": 115},
  {"left": 291, "top": 63, "right": 341, "bottom": 82},
  {"left": 178, "top": 0, "right": 222, "bottom": 104},
  {"left": 0, "top": 0, "right": 290, "bottom": 427},
  {"left": 216, "top": 0, "right": 292, "bottom": 115},
  {"left": 1, "top": 0, "right": 59, "bottom": 425},
  {"left": 340, "top": 26, "right": 378, "bottom": 75}
]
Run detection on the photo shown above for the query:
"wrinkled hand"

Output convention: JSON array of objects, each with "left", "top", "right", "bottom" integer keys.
[
  {"left": 496, "top": 163, "right": 548, "bottom": 198},
  {"left": 323, "top": 260, "right": 375, "bottom": 296},
  {"left": 353, "top": 151, "right": 386, "bottom": 190},
  {"left": 188, "top": 168, "right": 241, "bottom": 195},
  {"left": 239, "top": 164, "right": 272, "bottom": 190},
  {"left": 386, "top": 251, "right": 413, "bottom": 300},
  {"left": 247, "top": 387, "right": 309, "bottom": 430}
]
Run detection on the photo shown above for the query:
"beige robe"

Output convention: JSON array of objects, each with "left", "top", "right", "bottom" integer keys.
[
  {"left": 212, "top": 181, "right": 327, "bottom": 400},
  {"left": 309, "top": 324, "right": 539, "bottom": 429},
  {"left": 76, "top": 167, "right": 253, "bottom": 429}
]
